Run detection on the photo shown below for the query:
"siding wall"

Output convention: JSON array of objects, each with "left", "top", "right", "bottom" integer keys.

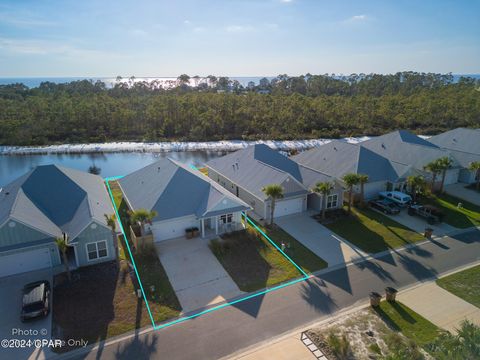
[
  {"left": 73, "top": 222, "right": 115, "bottom": 267},
  {"left": 459, "top": 169, "right": 476, "bottom": 184},
  {"left": 0, "top": 219, "right": 54, "bottom": 249},
  {"left": 208, "top": 168, "right": 267, "bottom": 219}
]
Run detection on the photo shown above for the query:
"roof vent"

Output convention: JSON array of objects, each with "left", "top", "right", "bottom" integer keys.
[
  {"left": 381, "top": 143, "right": 386, "bottom": 149},
  {"left": 232, "top": 164, "right": 236, "bottom": 170},
  {"left": 235, "top": 162, "right": 239, "bottom": 169},
  {"left": 333, "top": 147, "right": 337, "bottom": 151},
  {"left": 157, "top": 167, "right": 161, "bottom": 172},
  {"left": 453, "top": 138, "right": 457, "bottom": 142}
]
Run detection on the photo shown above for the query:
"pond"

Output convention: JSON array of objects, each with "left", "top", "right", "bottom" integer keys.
[{"left": 0, "top": 151, "right": 227, "bottom": 187}]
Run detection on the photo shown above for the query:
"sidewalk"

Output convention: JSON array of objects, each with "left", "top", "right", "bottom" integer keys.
[
  {"left": 397, "top": 281, "right": 480, "bottom": 333},
  {"left": 230, "top": 333, "right": 315, "bottom": 360}
]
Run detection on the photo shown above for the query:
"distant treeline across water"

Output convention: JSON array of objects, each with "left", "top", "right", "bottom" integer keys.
[{"left": 0, "top": 72, "right": 479, "bottom": 146}]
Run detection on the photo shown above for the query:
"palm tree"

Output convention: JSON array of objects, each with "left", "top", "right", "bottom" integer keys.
[
  {"left": 407, "top": 175, "right": 427, "bottom": 203},
  {"left": 342, "top": 173, "right": 360, "bottom": 214},
  {"left": 357, "top": 174, "right": 369, "bottom": 205},
  {"left": 104, "top": 214, "right": 119, "bottom": 264},
  {"left": 262, "top": 184, "right": 284, "bottom": 225},
  {"left": 131, "top": 209, "right": 158, "bottom": 235},
  {"left": 427, "top": 320, "right": 480, "bottom": 359},
  {"left": 55, "top": 236, "right": 71, "bottom": 281},
  {"left": 424, "top": 160, "right": 442, "bottom": 193},
  {"left": 468, "top": 161, "right": 480, "bottom": 190},
  {"left": 313, "top": 182, "right": 334, "bottom": 219},
  {"left": 437, "top": 156, "right": 453, "bottom": 193}
]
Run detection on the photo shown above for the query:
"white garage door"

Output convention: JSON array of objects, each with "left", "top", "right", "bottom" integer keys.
[
  {"left": 151, "top": 217, "right": 199, "bottom": 242},
  {"left": 444, "top": 169, "right": 460, "bottom": 185},
  {"left": 0, "top": 247, "right": 52, "bottom": 278},
  {"left": 274, "top": 197, "right": 304, "bottom": 218}
]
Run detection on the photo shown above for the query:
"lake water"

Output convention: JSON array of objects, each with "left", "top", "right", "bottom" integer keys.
[{"left": 0, "top": 151, "right": 227, "bottom": 187}]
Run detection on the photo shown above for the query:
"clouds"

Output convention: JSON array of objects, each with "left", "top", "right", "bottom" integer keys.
[
  {"left": 343, "top": 14, "right": 368, "bottom": 23},
  {"left": 225, "top": 25, "right": 255, "bottom": 33}
]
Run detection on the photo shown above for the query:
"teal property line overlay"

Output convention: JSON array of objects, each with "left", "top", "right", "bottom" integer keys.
[
  {"left": 105, "top": 174, "right": 311, "bottom": 331},
  {"left": 105, "top": 176, "right": 157, "bottom": 327}
]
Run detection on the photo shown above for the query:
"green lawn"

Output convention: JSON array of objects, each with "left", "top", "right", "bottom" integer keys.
[
  {"left": 436, "top": 265, "right": 480, "bottom": 308},
  {"left": 211, "top": 227, "right": 302, "bottom": 292},
  {"left": 374, "top": 301, "right": 442, "bottom": 347},
  {"left": 422, "top": 193, "right": 480, "bottom": 229},
  {"left": 253, "top": 220, "right": 328, "bottom": 273},
  {"left": 325, "top": 207, "right": 424, "bottom": 253}
]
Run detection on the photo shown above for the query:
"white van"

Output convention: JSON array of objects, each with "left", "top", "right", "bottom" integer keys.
[{"left": 379, "top": 191, "right": 412, "bottom": 207}]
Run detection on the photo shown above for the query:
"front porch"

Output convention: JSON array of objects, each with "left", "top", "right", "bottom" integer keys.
[{"left": 199, "top": 212, "right": 246, "bottom": 238}]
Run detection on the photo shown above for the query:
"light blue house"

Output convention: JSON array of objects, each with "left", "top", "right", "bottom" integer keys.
[{"left": 0, "top": 165, "right": 116, "bottom": 277}]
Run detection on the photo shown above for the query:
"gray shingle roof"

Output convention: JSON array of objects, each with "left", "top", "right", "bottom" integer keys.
[
  {"left": 0, "top": 165, "right": 114, "bottom": 239},
  {"left": 118, "top": 158, "right": 250, "bottom": 221},
  {"left": 361, "top": 130, "right": 458, "bottom": 170},
  {"left": 206, "top": 144, "right": 334, "bottom": 198},
  {"left": 292, "top": 140, "right": 411, "bottom": 182},
  {"left": 428, "top": 128, "right": 480, "bottom": 167}
]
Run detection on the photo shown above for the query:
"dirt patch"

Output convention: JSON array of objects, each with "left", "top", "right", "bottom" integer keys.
[{"left": 307, "top": 308, "right": 433, "bottom": 359}]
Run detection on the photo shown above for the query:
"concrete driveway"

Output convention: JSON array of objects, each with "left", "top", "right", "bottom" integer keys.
[
  {"left": 381, "top": 209, "right": 456, "bottom": 238},
  {"left": 275, "top": 213, "right": 368, "bottom": 267},
  {"left": 0, "top": 269, "right": 53, "bottom": 360},
  {"left": 156, "top": 237, "right": 244, "bottom": 313},
  {"left": 445, "top": 183, "right": 480, "bottom": 206}
]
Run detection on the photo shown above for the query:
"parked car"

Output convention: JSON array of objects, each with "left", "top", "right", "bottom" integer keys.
[
  {"left": 369, "top": 199, "right": 401, "bottom": 214},
  {"left": 21, "top": 280, "right": 50, "bottom": 322},
  {"left": 379, "top": 191, "right": 412, "bottom": 207},
  {"left": 408, "top": 204, "right": 445, "bottom": 224}
]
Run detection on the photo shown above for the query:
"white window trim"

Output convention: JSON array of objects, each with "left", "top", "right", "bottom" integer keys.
[
  {"left": 326, "top": 194, "right": 338, "bottom": 209},
  {"left": 85, "top": 240, "right": 109, "bottom": 262},
  {"left": 220, "top": 213, "right": 234, "bottom": 224}
]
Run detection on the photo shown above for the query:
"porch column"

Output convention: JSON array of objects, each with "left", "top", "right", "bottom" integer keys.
[
  {"left": 215, "top": 216, "right": 219, "bottom": 234},
  {"left": 201, "top": 218, "right": 205, "bottom": 238}
]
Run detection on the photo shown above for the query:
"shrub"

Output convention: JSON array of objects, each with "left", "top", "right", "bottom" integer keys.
[{"left": 326, "top": 332, "right": 352, "bottom": 360}]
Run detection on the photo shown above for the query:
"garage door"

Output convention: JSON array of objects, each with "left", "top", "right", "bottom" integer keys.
[
  {"left": 151, "top": 217, "right": 199, "bottom": 242},
  {"left": 0, "top": 247, "right": 52, "bottom": 278},
  {"left": 274, "top": 197, "right": 304, "bottom": 218}
]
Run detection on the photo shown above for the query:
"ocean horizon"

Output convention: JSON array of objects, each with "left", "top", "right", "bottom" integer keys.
[{"left": 1, "top": 74, "right": 479, "bottom": 89}]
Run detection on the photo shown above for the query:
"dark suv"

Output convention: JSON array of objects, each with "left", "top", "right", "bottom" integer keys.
[
  {"left": 369, "top": 199, "right": 401, "bottom": 215},
  {"left": 21, "top": 281, "right": 50, "bottom": 322}
]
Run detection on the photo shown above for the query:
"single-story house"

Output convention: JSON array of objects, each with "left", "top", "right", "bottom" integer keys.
[
  {"left": 360, "top": 130, "right": 462, "bottom": 187},
  {"left": 292, "top": 140, "right": 416, "bottom": 200},
  {"left": 206, "top": 144, "right": 343, "bottom": 221},
  {"left": 118, "top": 158, "right": 251, "bottom": 242},
  {"left": 427, "top": 127, "right": 480, "bottom": 184},
  {"left": 0, "top": 165, "right": 116, "bottom": 278}
]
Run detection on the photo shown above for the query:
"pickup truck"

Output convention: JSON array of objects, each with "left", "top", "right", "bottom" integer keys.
[{"left": 407, "top": 204, "right": 444, "bottom": 224}]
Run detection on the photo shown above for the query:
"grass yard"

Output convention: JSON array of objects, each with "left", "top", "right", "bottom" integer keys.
[
  {"left": 374, "top": 301, "right": 442, "bottom": 347},
  {"left": 253, "top": 220, "right": 328, "bottom": 273},
  {"left": 210, "top": 227, "right": 303, "bottom": 292},
  {"left": 53, "top": 260, "right": 179, "bottom": 352},
  {"left": 325, "top": 207, "right": 424, "bottom": 253},
  {"left": 422, "top": 193, "right": 480, "bottom": 229},
  {"left": 436, "top": 265, "right": 480, "bottom": 308}
]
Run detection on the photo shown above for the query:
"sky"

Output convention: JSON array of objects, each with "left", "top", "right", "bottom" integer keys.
[{"left": 0, "top": 0, "right": 479, "bottom": 77}]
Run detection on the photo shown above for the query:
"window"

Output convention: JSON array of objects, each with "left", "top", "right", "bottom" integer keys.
[
  {"left": 326, "top": 194, "right": 338, "bottom": 209},
  {"left": 86, "top": 241, "right": 108, "bottom": 261},
  {"left": 220, "top": 213, "right": 233, "bottom": 224}
]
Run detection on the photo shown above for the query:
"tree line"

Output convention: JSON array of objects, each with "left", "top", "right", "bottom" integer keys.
[{"left": 0, "top": 72, "right": 479, "bottom": 146}]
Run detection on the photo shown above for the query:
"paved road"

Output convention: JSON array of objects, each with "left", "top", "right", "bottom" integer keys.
[{"left": 66, "top": 230, "right": 480, "bottom": 360}]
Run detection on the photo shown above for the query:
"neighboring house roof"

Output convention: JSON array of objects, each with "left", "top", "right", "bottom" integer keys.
[
  {"left": 428, "top": 128, "right": 480, "bottom": 167},
  {"left": 118, "top": 158, "right": 250, "bottom": 222},
  {"left": 292, "top": 140, "right": 412, "bottom": 183},
  {"left": 206, "top": 144, "right": 336, "bottom": 199},
  {"left": 0, "top": 164, "right": 114, "bottom": 240},
  {"left": 360, "top": 130, "right": 459, "bottom": 170}
]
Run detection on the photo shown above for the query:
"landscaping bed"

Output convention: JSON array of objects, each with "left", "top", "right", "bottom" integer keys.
[
  {"left": 436, "top": 264, "right": 480, "bottom": 308},
  {"left": 210, "top": 228, "right": 302, "bottom": 292},
  {"left": 307, "top": 301, "right": 441, "bottom": 360},
  {"left": 325, "top": 207, "right": 424, "bottom": 253},
  {"left": 421, "top": 193, "right": 480, "bottom": 229}
]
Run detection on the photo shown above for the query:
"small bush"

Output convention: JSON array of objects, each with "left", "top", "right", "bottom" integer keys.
[
  {"left": 382, "top": 332, "right": 424, "bottom": 360},
  {"left": 326, "top": 332, "right": 352, "bottom": 360}
]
